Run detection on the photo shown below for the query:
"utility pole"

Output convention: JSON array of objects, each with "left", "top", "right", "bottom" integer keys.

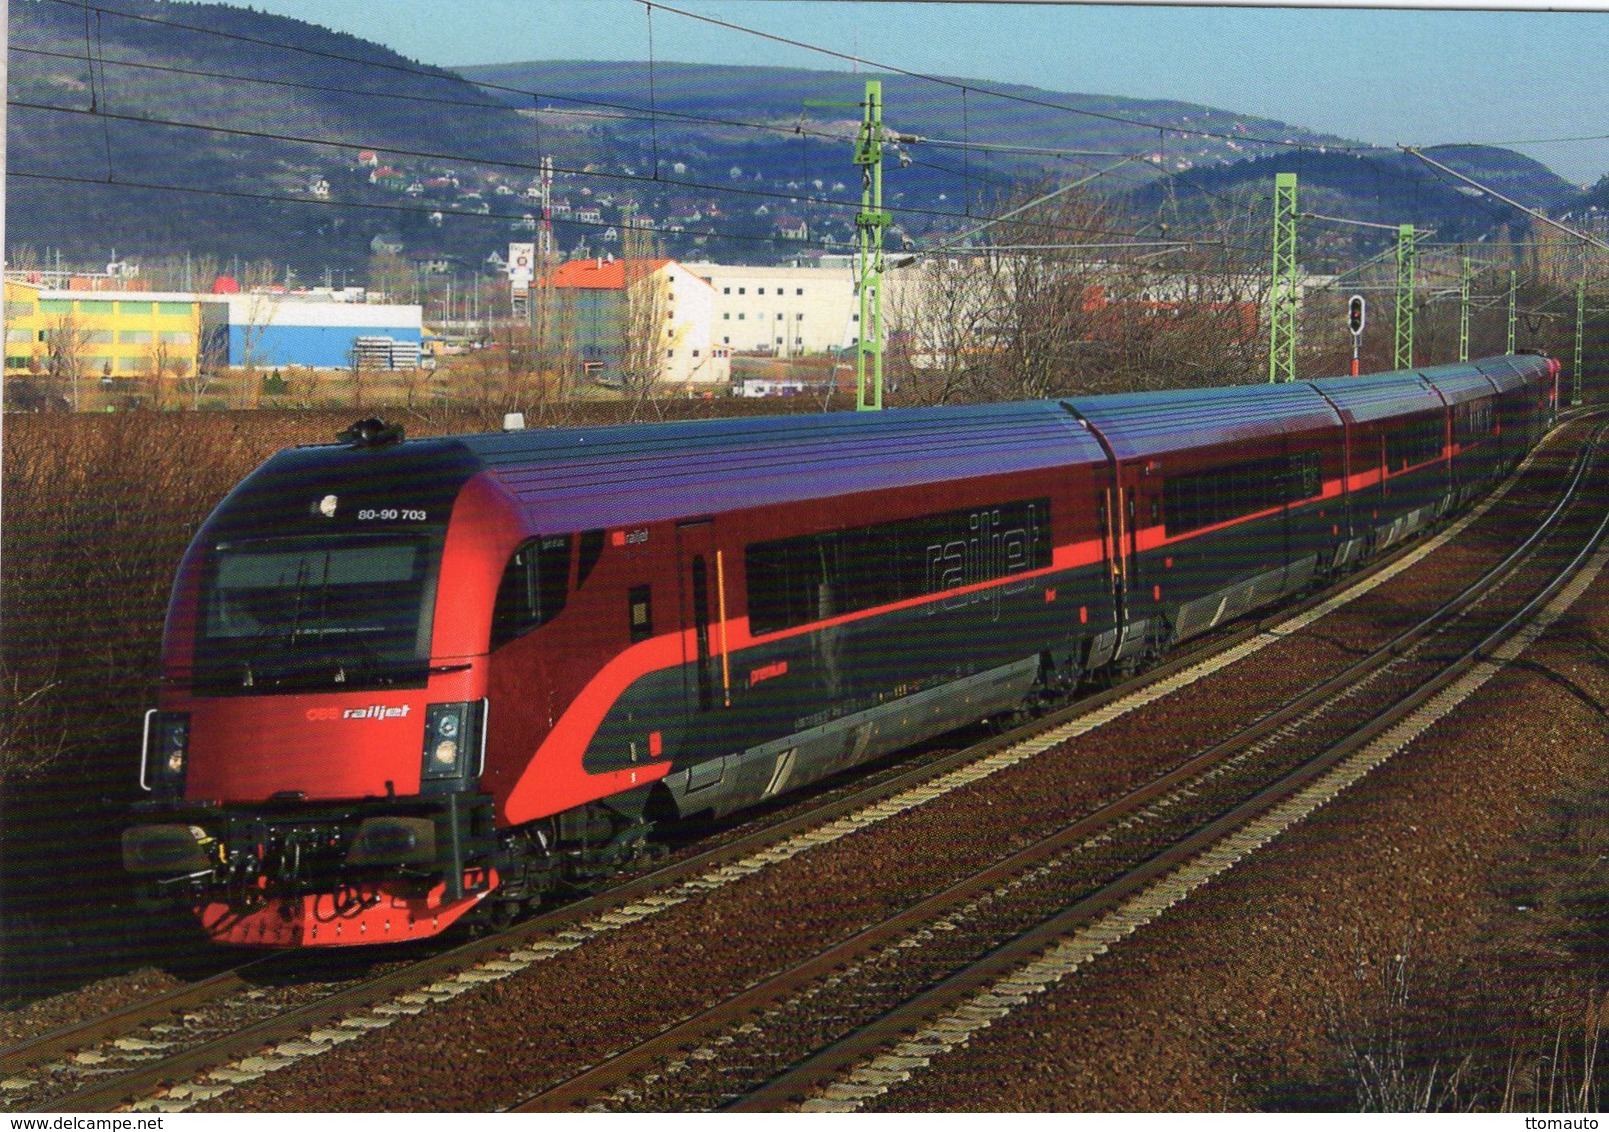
[
  {"left": 1267, "top": 172, "right": 1298, "bottom": 383},
  {"left": 1394, "top": 224, "right": 1416, "bottom": 370},
  {"left": 1507, "top": 268, "right": 1517, "bottom": 355},
  {"left": 1458, "top": 249, "right": 1471, "bottom": 363},
  {"left": 806, "top": 80, "right": 902, "bottom": 409},
  {"left": 537, "top": 154, "right": 556, "bottom": 392},
  {"left": 1574, "top": 272, "right": 1586, "bottom": 408},
  {"left": 854, "top": 79, "right": 890, "bottom": 410}
]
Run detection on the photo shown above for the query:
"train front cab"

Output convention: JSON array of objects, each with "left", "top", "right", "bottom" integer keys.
[{"left": 123, "top": 437, "right": 513, "bottom": 946}]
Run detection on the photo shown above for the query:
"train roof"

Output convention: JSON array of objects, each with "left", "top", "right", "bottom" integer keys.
[
  {"left": 1414, "top": 362, "right": 1502, "bottom": 406},
  {"left": 254, "top": 355, "right": 1550, "bottom": 537},
  {"left": 1062, "top": 380, "right": 1341, "bottom": 462},
  {"left": 1473, "top": 354, "right": 1549, "bottom": 392},
  {"left": 1308, "top": 369, "right": 1445, "bottom": 424},
  {"left": 455, "top": 399, "right": 1111, "bottom": 531}
]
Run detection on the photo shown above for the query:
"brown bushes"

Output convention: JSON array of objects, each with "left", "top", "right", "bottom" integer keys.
[
  {"left": 0, "top": 397, "right": 845, "bottom": 792},
  {"left": 5, "top": 413, "right": 333, "bottom": 790}
]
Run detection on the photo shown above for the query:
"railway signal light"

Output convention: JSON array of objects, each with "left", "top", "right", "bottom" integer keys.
[{"left": 1348, "top": 295, "right": 1366, "bottom": 376}]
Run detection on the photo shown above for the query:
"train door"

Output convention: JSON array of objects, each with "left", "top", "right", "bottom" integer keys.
[
  {"left": 1100, "top": 481, "right": 1126, "bottom": 625},
  {"left": 1124, "top": 478, "right": 1141, "bottom": 596},
  {"left": 1113, "top": 467, "right": 1153, "bottom": 667},
  {"left": 675, "top": 520, "right": 721, "bottom": 718}
]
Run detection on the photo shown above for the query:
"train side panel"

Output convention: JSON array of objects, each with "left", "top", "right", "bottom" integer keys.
[{"left": 1069, "top": 383, "right": 1345, "bottom": 649}]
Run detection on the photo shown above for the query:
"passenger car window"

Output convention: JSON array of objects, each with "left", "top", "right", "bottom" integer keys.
[{"left": 491, "top": 535, "right": 571, "bottom": 647}]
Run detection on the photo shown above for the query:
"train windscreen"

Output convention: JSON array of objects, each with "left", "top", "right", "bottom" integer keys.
[{"left": 194, "top": 533, "right": 436, "bottom": 693}]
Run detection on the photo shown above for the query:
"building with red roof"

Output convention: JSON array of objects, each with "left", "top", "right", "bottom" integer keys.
[{"left": 539, "top": 257, "right": 728, "bottom": 390}]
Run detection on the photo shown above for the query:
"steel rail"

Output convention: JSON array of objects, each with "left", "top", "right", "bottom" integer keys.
[
  {"left": 730, "top": 425, "right": 1609, "bottom": 1113},
  {"left": 507, "top": 421, "right": 1601, "bottom": 1112},
  {"left": 15, "top": 634, "right": 1275, "bottom": 1113},
  {"left": 23, "top": 420, "right": 1581, "bottom": 1114},
  {"left": 0, "top": 963, "right": 267, "bottom": 1079}
]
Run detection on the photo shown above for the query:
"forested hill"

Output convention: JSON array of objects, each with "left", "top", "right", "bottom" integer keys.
[
  {"left": 7, "top": 0, "right": 554, "bottom": 269},
  {"left": 1124, "top": 147, "right": 1577, "bottom": 257}
]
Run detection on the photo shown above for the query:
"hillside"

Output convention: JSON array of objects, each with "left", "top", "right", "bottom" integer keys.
[
  {"left": 459, "top": 58, "right": 1350, "bottom": 182},
  {"left": 7, "top": 0, "right": 565, "bottom": 271},
  {"left": 1125, "top": 147, "right": 1575, "bottom": 271},
  {"left": 5, "top": 1, "right": 1583, "bottom": 276}
]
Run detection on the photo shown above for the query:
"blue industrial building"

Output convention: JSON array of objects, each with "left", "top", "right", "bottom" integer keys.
[{"left": 204, "top": 294, "right": 423, "bottom": 369}]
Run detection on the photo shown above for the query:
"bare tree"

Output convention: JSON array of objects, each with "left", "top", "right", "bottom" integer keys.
[
  {"left": 143, "top": 337, "right": 177, "bottom": 409},
  {"left": 1094, "top": 252, "right": 1270, "bottom": 393},
  {"left": 233, "top": 292, "right": 280, "bottom": 409},
  {"left": 907, "top": 184, "right": 1115, "bottom": 402},
  {"left": 492, "top": 317, "right": 576, "bottom": 424},
  {"left": 454, "top": 325, "right": 541, "bottom": 414},
  {"left": 366, "top": 252, "right": 413, "bottom": 303},
  {"left": 888, "top": 255, "right": 1003, "bottom": 405},
  {"left": 618, "top": 260, "right": 669, "bottom": 417},
  {"left": 990, "top": 247, "right": 1106, "bottom": 399},
  {"left": 42, "top": 311, "right": 94, "bottom": 410},
  {"left": 889, "top": 177, "right": 1286, "bottom": 402},
  {"left": 346, "top": 345, "right": 375, "bottom": 411},
  {"left": 284, "top": 365, "right": 321, "bottom": 407}
]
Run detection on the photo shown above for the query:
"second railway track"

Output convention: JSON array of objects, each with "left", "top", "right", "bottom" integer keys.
[{"left": 514, "top": 420, "right": 1609, "bottom": 1112}]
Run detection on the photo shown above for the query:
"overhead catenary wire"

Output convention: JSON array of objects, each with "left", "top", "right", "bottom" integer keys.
[
  {"left": 26, "top": 0, "right": 1428, "bottom": 244},
  {"left": 13, "top": 11, "right": 1181, "bottom": 254},
  {"left": 17, "top": 12, "right": 1223, "bottom": 264},
  {"left": 13, "top": 0, "right": 1595, "bottom": 301},
  {"left": 2, "top": 168, "right": 875, "bottom": 258},
  {"left": 19, "top": 0, "right": 1315, "bottom": 163},
  {"left": 1402, "top": 146, "right": 1609, "bottom": 255},
  {"left": 13, "top": 110, "right": 1196, "bottom": 265},
  {"left": 30, "top": 0, "right": 1590, "bottom": 197},
  {"left": 640, "top": 0, "right": 1363, "bottom": 161}
]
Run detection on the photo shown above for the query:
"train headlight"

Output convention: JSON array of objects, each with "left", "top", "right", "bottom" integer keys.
[
  {"left": 421, "top": 701, "right": 484, "bottom": 786},
  {"left": 141, "top": 710, "right": 190, "bottom": 794},
  {"left": 122, "top": 823, "right": 213, "bottom": 874},
  {"left": 347, "top": 817, "right": 437, "bottom": 866}
]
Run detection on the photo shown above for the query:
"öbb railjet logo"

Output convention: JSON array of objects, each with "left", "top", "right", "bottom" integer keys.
[{"left": 305, "top": 704, "right": 413, "bottom": 722}]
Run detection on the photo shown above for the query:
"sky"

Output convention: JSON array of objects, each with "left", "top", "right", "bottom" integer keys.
[{"left": 202, "top": 1, "right": 1609, "bottom": 186}]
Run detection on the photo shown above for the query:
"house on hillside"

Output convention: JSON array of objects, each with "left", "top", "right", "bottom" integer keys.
[
  {"left": 538, "top": 257, "right": 728, "bottom": 390},
  {"left": 775, "top": 215, "right": 809, "bottom": 241}
]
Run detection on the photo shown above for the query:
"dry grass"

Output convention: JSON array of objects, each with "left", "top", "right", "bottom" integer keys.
[
  {"left": 1321, "top": 764, "right": 1609, "bottom": 1113},
  {"left": 0, "top": 397, "right": 842, "bottom": 791},
  {"left": 3, "top": 412, "right": 363, "bottom": 788},
  {"left": 1324, "top": 950, "right": 1474, "bottom": 1112},
  {"left": 1322, "top": 950, "right": 1607, "bottom": 1112}
]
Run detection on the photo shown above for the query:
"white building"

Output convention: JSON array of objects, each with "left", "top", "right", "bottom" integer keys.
[{"left": 684, "top": 262, "right": 920, "bottom": 358}]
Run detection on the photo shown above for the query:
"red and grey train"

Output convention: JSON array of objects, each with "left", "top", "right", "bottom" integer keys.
[{"left": 124, "top": 354, "right": 1558, "bottom": 945}]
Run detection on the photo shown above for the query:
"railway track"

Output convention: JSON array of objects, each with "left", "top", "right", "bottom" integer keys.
[
  {"left": 3, "top": 420, "right": 1587, "bottom": 1113},
  {"left": 501, "top": 421, "right": 1609, "bottom": 1112},
  {"left": 761, "top": 497, "right": 1609, "bottom": 1112}
]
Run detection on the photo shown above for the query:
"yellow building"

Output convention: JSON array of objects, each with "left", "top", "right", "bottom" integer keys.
[
  {"left": 4, "top": 284, "right": 206, "bottom": 407},
  {"left": 4, "top": 279, "right": 41, "bottom": 373}
]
